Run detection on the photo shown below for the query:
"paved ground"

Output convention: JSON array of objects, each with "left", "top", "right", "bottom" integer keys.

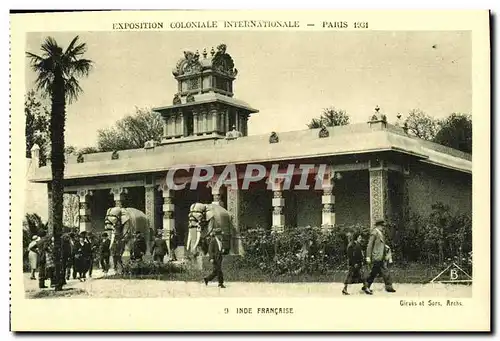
[{"left": 24, "top": 270, "right": 472, "bottom": 299}]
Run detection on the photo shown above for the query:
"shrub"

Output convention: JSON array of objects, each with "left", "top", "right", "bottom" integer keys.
[
  {"left": 239, "top": 202, "right": 472, "bottom": 277},
  {"left": 240, "top": 224, "right": 370, "bottom": 276},
  {"left": 121, "top": 259, "right": 185, "bottom": 277}
]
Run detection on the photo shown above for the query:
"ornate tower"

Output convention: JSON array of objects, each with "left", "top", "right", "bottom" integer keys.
[{"left": 153, "top": 44, "right": 258, "bottom": 144}]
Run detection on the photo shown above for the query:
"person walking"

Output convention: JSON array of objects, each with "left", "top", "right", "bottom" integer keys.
[
  {"left": 151, "top": 231, "right": 168, "bottom": 263},
  {"left": 131, "top": 231, "right": 147, "bottom": 261},
  {"left": 36, "top": 232, "right": 48, "bottom": 289},
  {"left": 28, "top": 235, "right": 40, "bottom": 280},
  {"left": 74, "top": 232, "right": 91, "bottom": 281},
  {"left": 87, "top": 232, "right": 97, "bottom": 278},
  {"left": 99, "top": 233, "right": 111, "bottom": 274},
  {"left": 61, "top": 234, "right": 73, "bottom": 285},
  {"left": 342, "top": 232, "right": 372, "bottom": 295},
  {"left": 365, "top": 219, "right": 396, "bottom": 293},
  {"left": 203, "top": 229, "right": 225, "bottom": 289}
]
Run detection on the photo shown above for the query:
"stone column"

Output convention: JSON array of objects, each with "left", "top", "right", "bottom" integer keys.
[
  {"left": 369, "top": 159, "right": 389, "bottom": 227},
  {"left": 176, "top": 112, "right": 184, "bottom": 137},
  {"left": 225, "top": 109, "right": 230, "bottom": 132},
  {"left": 321, "top": 170, "right": 335, "bottom": 229},
  {"left": 271, "top": 179, "right": 285, "bottom": 233},
  {"left": 145, "top": 181, "right": 158, "bottom": 231},
  {"left": 110, "top": 187, "right": 127, "bottom": 207},
  {"left": 77, "top": 189, "right": 93, "bottom": 232},
  {"left": 162, "top": 122, "right": 168, "bottom": 139},
  {"left": 160, "top": 183, "right": 175, "bottom": 259},
  {"left": 210, "top": 105, "right": 218, "bottom": 135},
  {"left": 226, "top": 187, "right": 242, "bottom": 255},
  {"left": 203, "top": 111, "right": 210, "bottom": 135},
  {"left": 193, "top": 111, "right": 199, "bottom": 135}
]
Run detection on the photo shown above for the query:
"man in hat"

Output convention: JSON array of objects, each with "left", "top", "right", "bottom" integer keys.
[
  {"left": 74, "top": 231, "right": 91, "bottom": 280},
  {"left": 131, "top": 231, "right": 147, "bottom": 261},
  {"left": 365, "top": 219, "right": 396, "bottom": 293},
  {"left": 99, "top": 232, "right": 111, "bottom": 274},
  {"left": 203, "top": 229, "right": 225, "bottom": 288},
  {"left": 151, "top": 230, "right": 168, "bottom": 263}
]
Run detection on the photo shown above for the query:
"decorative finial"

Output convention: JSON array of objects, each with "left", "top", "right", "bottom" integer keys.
[
  {"left": 375, "top": 105, "right": 380, "bottom": 113},
  {"left": 210, "top": 47, "right": 215, "bottom": 56},
  {"left": 202, "top": 48, "right": 207, "bottom": 58},
  {"left": 232, "top": 125, "right": 236, "bottom": 130}
]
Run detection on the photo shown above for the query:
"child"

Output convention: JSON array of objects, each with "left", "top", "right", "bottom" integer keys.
[{"left": 342, "top": 232, "right": 372, "bottom": 295}]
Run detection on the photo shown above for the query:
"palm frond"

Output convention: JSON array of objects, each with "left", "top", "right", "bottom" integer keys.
[
  {"left": 25, "top": 51, "right": 44, "bottom": 65},
  {"left": 40, "top": 37, "right": 62, "bottom": 57},
  {"left": 67, "top": 42, "right": 88, "bottom": 59},
  {"left": 64, "top": 76, "right": 84, "bottom": 103},
  {"left": 64, "top": 36, "right": 80, "bottom": 56},
  {"left": 34, "top": 72, "right": 54, "bottom": 95},
  {"left": 69, "top": 58, "right": 93, "bottom": 78}
]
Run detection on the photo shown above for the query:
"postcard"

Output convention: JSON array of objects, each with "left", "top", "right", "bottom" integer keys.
[{"left": 9, "top": 9, "right": 490, "bottom": 331}]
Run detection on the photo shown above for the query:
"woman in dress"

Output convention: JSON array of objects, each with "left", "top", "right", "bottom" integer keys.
[{"left": 27, "top": 235, "right": 40, "bottom": 280}]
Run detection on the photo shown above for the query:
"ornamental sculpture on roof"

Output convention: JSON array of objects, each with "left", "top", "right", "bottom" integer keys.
[{"left": 172, "top": 43, "right": 238, "bottom": 78}]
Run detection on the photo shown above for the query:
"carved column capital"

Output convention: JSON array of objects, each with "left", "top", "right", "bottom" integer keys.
[
  {"left": 77, "top": 189, "right": 93, "bottom": 200},
  {"left": 110, "top": 187, "right": 127, "bottom": 207},
  {"left": 158, "top": 182, "right": 174, "bottom": 198}
]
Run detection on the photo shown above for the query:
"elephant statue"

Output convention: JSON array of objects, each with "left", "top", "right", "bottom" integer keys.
[
  {"left": 186, "top": 203, "right": 232, "bottom": 258},
  {"left": 104, "top": 206, "right": 152, "bottom": 258}
]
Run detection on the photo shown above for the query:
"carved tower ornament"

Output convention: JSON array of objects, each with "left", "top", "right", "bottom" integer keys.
[
  {"left": 173, "top": 93, "right": 181, "bottom": 105},
  {"left": 211, "top": 44, "right": 238, "bottom": 78},
  {"left": 318, "top": 126, "right": 329, "bottom": 138},
  {"left": 269, "top": 131, "right": 279, "bottom": 144},
  {"left": 186, "top": 93, "right": 195, "bottom": 103},
  {"left": 183, "top": 51, "right": 202, "bottom": 75},
  {"left": 111, "top": 150, "right": 119, "bottom": 160}
]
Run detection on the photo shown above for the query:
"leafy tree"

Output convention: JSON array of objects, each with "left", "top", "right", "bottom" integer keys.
[
  {"left": 404, "top": 109, "right": 439, "bottom": 140},
  {"left": 64, "top": 145, "right": 99, "bottom": 157},
  {"left": 26, "top": 36, "right": 93, "bottom": 290},
  {"left": 434, "top": 113, "right": 472, "bottom": 154},
  {"left": 96, "top": 107, "right": 163, "bottom": 151},
  {"left": 78, "top": 146, "right": 100, "bottom": 154},
  {"left": 25, "top": 90, "right": 50, "bottom": 166},
  {"left": 307, "top": 107, "right": 349, "bottom": 129}
]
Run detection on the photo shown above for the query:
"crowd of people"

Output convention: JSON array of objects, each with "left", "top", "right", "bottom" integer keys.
[
  {"left": 26, "top": 229, "right": 162, "bottom": 289},
  {"left": 27, "top": 220, "right": 394, "bottom": 294}
]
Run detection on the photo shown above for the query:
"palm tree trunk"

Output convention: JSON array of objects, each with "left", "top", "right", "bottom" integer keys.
[{"left": 50, "top": 70, "right": 66, "bottom": 291}]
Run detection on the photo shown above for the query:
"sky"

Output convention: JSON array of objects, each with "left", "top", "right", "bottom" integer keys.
[{"left": 25, "top": 30, "right": 471, "bottom": 149}]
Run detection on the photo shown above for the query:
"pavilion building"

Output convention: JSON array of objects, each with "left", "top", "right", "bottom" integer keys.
[{"left": 29, "top": 44, "right": 472, "bottom": 257}]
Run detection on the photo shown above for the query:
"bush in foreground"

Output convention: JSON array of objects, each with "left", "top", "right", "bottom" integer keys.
[{"left": 120, "top": 259, "right": 185, "bottom": 277}]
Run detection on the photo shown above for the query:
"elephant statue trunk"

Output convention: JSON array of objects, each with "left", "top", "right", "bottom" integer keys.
[
  {"left": 105, "top": 206, "right": 151, "bottom": 257},
  {"left": 186, "top": 203, "right": 233, "bottom": 258}
]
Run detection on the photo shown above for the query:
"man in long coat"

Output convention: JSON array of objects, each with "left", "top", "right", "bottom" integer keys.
[
  {"left": 203, "top": 229, "right": 225, "bottom": 288},
  {"left": 151, "top": 231, "right": 168, "bottom": 263},
  {"left": 365, "top": 219, "right": 396, "bottom": 293}
]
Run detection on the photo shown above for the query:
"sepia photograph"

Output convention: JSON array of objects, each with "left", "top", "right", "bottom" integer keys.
[{"left": 9, "top": 10, "right": 490, "bottom": 331}]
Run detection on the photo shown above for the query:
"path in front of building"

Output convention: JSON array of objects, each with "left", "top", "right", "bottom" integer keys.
[{"left": 24, "top": 270, "right": 472, "bottom": 298}]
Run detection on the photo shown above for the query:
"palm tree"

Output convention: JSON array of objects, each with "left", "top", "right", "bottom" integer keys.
[{"left": 26, "top": 36, "right": 93, "bottom": 290}]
